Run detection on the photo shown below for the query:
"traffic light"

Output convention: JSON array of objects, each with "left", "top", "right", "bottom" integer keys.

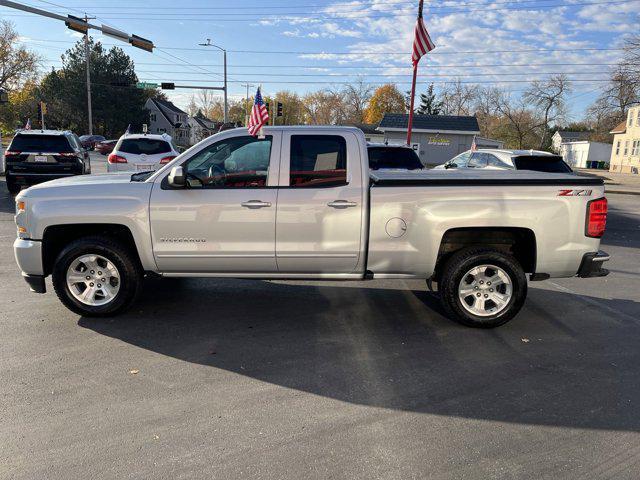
[
  {"left": 161, "top": 83, "right": 175, "bottom": 90},
  {"left": 276, "top": 102, "right": 283, "bottom": 117}
]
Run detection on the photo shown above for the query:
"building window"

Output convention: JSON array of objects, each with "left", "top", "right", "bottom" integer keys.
[
  {"left": 629, "top": 112, "right": 634, "bottom": 127},
  {"left": 637, "top": 109, "right": 640, "bottom": 127},
  {"left": 624, "top": 140, "right": 629, "bottom": 156},
  {"left": 150, "top": 113, "right": 156, "bottom": 122},
  {"left": 615, "top": 140, "right": 620, "bottom": 156}
]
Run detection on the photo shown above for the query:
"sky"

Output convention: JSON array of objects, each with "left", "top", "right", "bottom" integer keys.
[{"left": 2, "top": 0, "right": 639, "bottom": 120}]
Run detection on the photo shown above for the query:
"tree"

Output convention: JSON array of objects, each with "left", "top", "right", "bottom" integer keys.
[
  {"left": 523, "top": 75, "right": 571, "bottom": 149},
  {"left": 490, "top": 88, "right": 542, "bottom": 149},
  {"left": 363, "top": 84, "right": 405, "bottom": 124},
  {"left": 272, "top": 90, "right": 305, "bottom": 125},
  {"left": 621, "top": 34, "right": 640, "bottom": 91},
  {"left": 0, "top": 21, "right": 40, "bottom": 91},
  {"left": 38, "top": 38, "right": 153, "bottom": 136},
  {"left": 342, "top": 77, "right": 373, "bottom": 123},
  {"left": 440, "top": 79, "right": 478, "bottom": 116},
  {"left": 416, "top": 83, "right": 442, "bottom": 115},
  {"left": 303, "top": 90, "right": 345, "bottom": 125}
]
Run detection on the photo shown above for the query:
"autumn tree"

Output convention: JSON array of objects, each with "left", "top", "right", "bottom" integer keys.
[
  {"left": 272, "top": 90, "right": 306, "bottom": 125},
  {"left": 303, "top": 90, "right": 345, "bottom": 125},
  {"left": 342, "top": 78, "right": 373, "bottom": 123},
  {"left": 0, "top": 21, "right": 40, "bottom": 91},
  {"left": 363, "top": 84, "right": 405, "bottom": 124}
]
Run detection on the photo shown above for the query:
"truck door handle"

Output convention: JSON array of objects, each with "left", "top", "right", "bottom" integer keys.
[
  {"left": 327, "top": 200, "right": 357, "bottom": 208},
  {"left": 241, "top": 200, "right": 272, "bottom": 209}
]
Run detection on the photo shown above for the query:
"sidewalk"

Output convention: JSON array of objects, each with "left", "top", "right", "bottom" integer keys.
[{"left": 574, "top": 168, "right": 640, "bottom": 195}]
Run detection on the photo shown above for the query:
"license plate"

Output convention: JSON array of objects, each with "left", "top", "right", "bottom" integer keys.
[
  {"left": 137, "top": 164, "right": 156, "bottom": 171},
  {"left": 34, "top": 155, "right": 48, "bottom": 162}
]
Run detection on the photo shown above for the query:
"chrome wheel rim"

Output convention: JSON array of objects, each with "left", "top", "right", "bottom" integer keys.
[
  {"left": 458, "top": 264, "right": 513, "bottom": 317},
  {"left": 66, "top": 254, "right": 121, "bottom": 306}
]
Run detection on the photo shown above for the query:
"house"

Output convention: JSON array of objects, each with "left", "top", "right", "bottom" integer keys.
[
  {"left": 376, "top": 113, "right": 481, "bottom": 166},
  {"left": 188, "top": 113, "right": 218, "bottom": 145},
  {"left": 609, "top": 106, "right": 640, "bottom": 174},
  {"left": 145, "top": 98, "right": 191, "bottom": 147},
  {"left": 560, "top": 141, "right": 612, "bottom": 169},
  {"left": 551, "top": 131, "right": 590, "bottom": 153}
]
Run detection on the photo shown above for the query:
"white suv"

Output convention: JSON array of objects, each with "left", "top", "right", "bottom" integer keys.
[{"left": 107, "top": 133, "right": 179, "bottom": 173}]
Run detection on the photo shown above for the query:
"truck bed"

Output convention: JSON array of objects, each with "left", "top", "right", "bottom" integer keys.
[{"left": 369, "top": 169, "right": 604, "bottom": 187}]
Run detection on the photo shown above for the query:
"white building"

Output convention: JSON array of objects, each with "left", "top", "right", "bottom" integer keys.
[
  {"left": 560, "top": 141, "right": 612, "bottom": 169},
  {"left": 551, "top": 131, "right": 590, "bottom": 153}
]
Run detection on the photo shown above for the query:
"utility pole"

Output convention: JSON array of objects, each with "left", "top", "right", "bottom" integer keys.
[
  {"left": 83, "top": 14, "right": 95, "bottom": 135},
  {"left": 242, "top": 83, "right": 255, "bottom": 126},
  {"left": 198, "top": 39, "right": 228, "bottom": 123}
]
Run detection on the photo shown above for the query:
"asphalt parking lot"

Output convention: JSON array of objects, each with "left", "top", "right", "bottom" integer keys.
[{"left": 1, "top": 172, "right": 639, "bottom": 478}]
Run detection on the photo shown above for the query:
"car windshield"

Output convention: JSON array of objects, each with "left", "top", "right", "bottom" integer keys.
[
  {"left": 513, "top": 155, "right": 572, "bottom": 173},
  {"left": 368, "top": 147, "right": 423, "bottom": 170},
  {"left": 9, "top": 134, "right": 73, "bottom": 153},
  {"left": 117, "top": 138, "right": 171, "bottom": 155}
]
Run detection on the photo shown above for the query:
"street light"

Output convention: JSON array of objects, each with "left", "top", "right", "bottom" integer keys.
[{"left": 198, "top": 38, "right": 228, "bottom": 124}]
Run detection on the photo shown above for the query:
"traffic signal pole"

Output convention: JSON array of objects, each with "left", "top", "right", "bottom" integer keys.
[{"left": 83, "top": 15, "right": 95, "bottom": 135}]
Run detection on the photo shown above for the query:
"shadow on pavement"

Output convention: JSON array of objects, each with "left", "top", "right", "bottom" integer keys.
[{"left": 79, "top": 276, "right": 640, "bottom": 433}]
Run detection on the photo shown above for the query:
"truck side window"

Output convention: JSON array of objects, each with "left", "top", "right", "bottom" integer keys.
[
  {"left": 290, "top": 135, "right": 347, "bottom": 187},
  {"left": 183, "top": 135, "right": 272, "bottom": 188}
]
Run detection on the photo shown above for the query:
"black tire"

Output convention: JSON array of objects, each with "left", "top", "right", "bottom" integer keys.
[
  {"left": 6, "top": 176, "right": 20, "bottom": 194},
  {"left": 52, "top": 236, "right": 143, "bottom": 317},
  {"left": 439, "top": 247, "right": 527, "bottom": 328}
]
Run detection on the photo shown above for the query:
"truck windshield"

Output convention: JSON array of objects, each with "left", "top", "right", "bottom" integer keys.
[
  {"left": 368, "top": 147, "right": 423, "bottom": 170},
  {"left": 10, "top": 134, "right": 73, "bottom": 153},
  {"left": 513, "top": 155, "right": 572, "bottom": 173}
]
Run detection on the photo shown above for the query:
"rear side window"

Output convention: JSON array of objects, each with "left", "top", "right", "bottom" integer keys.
[
  {"left": 487, "top": 154, "right": 512, "bottom": 168},
  {"left": 9, "top": 134, "right": 73, "bottom": 153},
  {"left": 368, "top": 147, "right": 423, "bottom": 170},
  {"left": 290, "top": 135, "right": 347, "bottom": 187},
  {"left": 468, "top": 153, "right": 488, "bottom": 168},
  {"left": 513, "top": 155, "right": 572, "bottom": 173},
  {"left": 117, "top": 138, "right": 171, "bottom": 155}
]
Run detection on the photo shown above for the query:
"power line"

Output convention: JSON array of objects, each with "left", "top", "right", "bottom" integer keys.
[
  {"left": 135, "top": 70, "right": 613, "bottom": 77},
  {"left": 138, "top": 78, "right": 614, "bottom": 84}
]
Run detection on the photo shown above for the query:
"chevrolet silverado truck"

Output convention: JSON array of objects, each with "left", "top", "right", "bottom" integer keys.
[{"left": 13, "top": 127, "right": 609, "bottom": 328}]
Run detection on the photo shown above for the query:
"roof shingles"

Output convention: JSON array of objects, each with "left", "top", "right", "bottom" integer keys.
[{"left": 378, "top": 113, "right": 480, "bottom": 133}]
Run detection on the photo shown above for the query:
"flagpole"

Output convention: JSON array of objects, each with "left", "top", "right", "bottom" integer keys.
[
  {"left": 407, "top": 62, "right": 418, "bottom": 146},
  {"left": 406, "top": 0, "right": 424, "bottom": 146}
]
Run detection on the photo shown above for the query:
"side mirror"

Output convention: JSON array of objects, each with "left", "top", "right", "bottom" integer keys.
[{"left": 168, "top": 166, "right": 186, "bottom": 187}]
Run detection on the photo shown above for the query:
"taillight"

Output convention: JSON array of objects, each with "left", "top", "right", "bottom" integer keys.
[
  {"left": 108, "top": 153, "right": 127, "bottom": 164},
  {"left": 5, "top": 150, "right": 20, "bottom": 156},
  {"left": 586, "top": 197, "right": 607, "bottom": 238},
  {"left": 159, "top": 155, "right": 176, "bottom": 165}
]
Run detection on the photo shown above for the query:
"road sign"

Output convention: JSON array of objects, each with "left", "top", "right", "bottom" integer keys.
[{"left": 136, "top": 82, "right": 159, "bottom": 89}]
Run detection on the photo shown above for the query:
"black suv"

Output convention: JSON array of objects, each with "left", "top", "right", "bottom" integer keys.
[{"left": 4, "top": 130, "right": 91, "bottom": 193}]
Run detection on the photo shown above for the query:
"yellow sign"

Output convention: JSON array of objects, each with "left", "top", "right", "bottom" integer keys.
[{"left": 428, "top": 137, "right": 450, "bottom": 146}]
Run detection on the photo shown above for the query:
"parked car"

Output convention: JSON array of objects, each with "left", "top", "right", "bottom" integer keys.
[
  {"left": 4, "top": 130, "right": 90, "bottom": 194},
  {"left": 107, "top": 133, "right": 179, "bottom": 173},
  {"left": 435, "top": 149, "right": 573, "bottom": 173},
  {"left": 13, "top": 126, "right": 609, "bottom": 328},
  {"left": 367, "top": 143, "right": 423, "bottom": 170},
  {"left": 79, "top": 134, "right": 105, "bottom": 149},
  {"left": 94, "top": 139, "right": 117, "bottom": 155}
]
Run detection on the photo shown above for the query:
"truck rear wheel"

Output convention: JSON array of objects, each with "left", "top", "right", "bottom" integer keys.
[
  {"left": 439, "top": 247, "right": 527, "bottom": 328},
  {"left": 52, "top": 236, "right": 143, "bottom": 317}
]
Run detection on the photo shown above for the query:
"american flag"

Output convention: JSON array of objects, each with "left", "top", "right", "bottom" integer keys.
[
  {"left": 24, "top": 118, "right": 31, "bottom": 130},
  {"left": 411, "top": 11, "right": 435, "bottom": 65},
  {"left": 248, "top": 87, "right": 269, "bottom": 136}
]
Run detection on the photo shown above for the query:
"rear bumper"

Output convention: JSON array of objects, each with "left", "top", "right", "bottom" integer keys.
[{"left": 577, "top": 250, "right": 610, "bottom": 278}]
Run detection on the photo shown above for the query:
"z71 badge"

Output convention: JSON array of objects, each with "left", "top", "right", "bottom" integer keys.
[{"left": 558, "top": 189, "right": 593, "bottom": 196}]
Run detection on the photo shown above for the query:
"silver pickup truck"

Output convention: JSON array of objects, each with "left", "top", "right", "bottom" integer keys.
[{"left": 13, "top": 126, "right": 609, "bottom": 328}]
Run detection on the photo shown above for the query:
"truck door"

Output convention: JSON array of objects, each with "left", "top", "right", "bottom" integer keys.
[
  {"left": 275, "top": 131, "right": 365, "bottom": 273},
  {"left": 149, "top": 132, "right": 281, "bottom": 273}
]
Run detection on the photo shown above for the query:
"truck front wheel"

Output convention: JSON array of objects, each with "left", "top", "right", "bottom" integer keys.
[
  {"left": 439, "top": 248, "right": 527, "bottom": 328},
  {"left": 52, "top": 236, "right": 143, "bottom": 317}
]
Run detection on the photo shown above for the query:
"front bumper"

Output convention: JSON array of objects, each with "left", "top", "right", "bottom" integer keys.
[
  {"left": 14, "top": 238, "right": 44, "bottom": 276},
  {"left": 577, "top": 250, "right": 610, "bottom": 278}
]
